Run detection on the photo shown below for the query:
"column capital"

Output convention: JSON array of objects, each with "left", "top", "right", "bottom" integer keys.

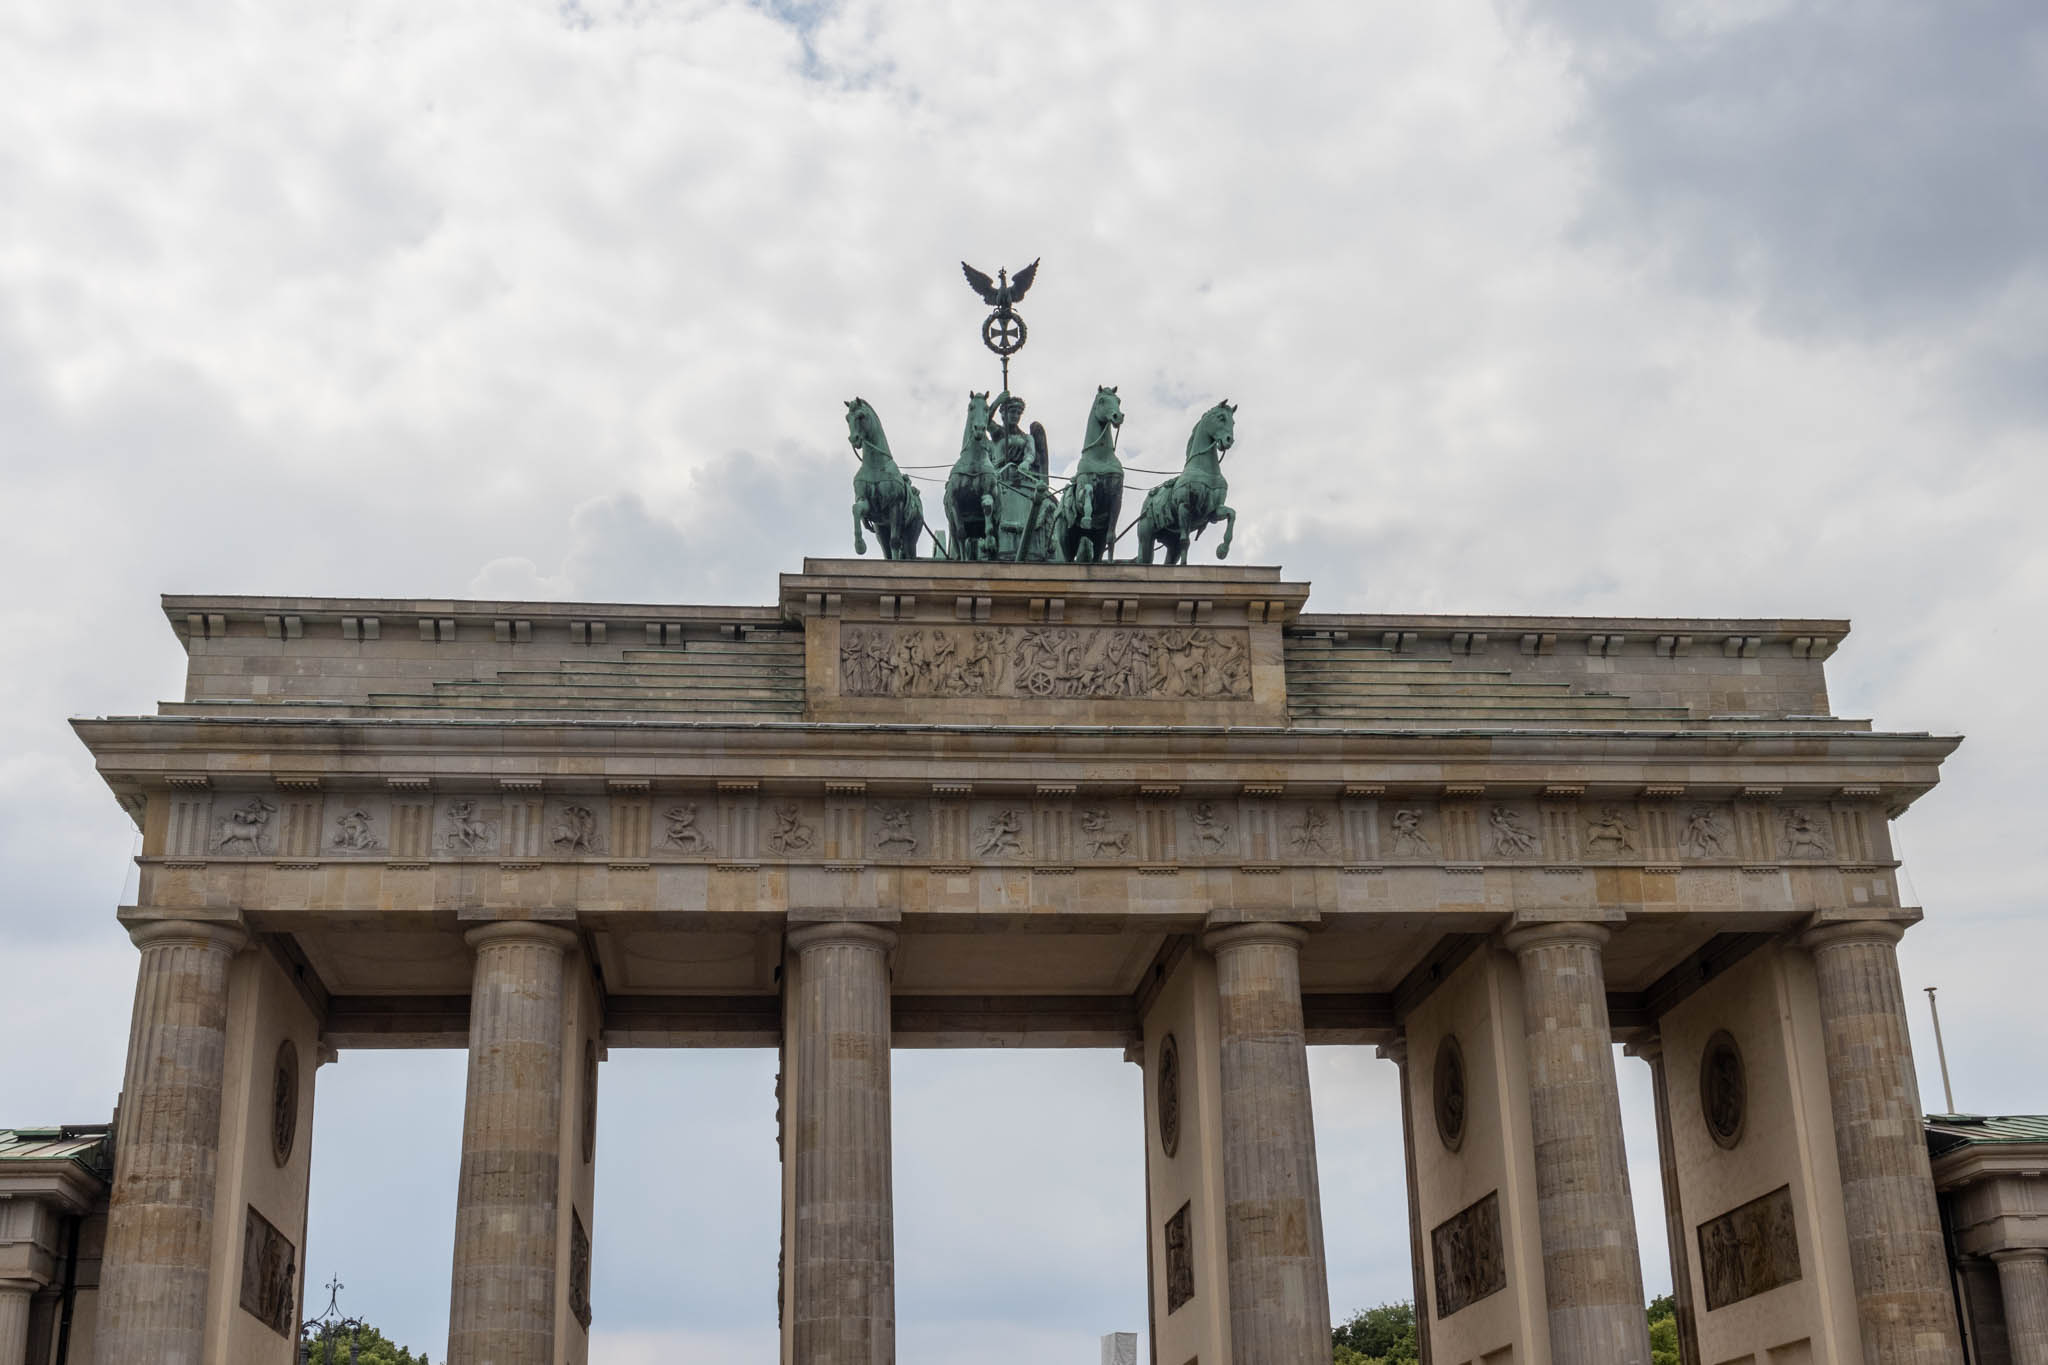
[
  {"left": 1501, "top": 919, "right": 1611, "bottom": 955},
  {"left": 462, "top": 920, "right": 578, "bottom": 953},
  {"left": 1624, "top": 1032, "right": 1665, "bottom": 1062},
  {"left": 786, "top": 922, "right": 897, "bottom": 954},
  {"left": 1202, "top": 921, "right": 1308, "bottom": 955},
  {"left": 123, "top": 916, "right": 247, "bottom": 954},
  {"left": 1376, "top": 1033, "right": 1410, "bottom": 1067},
  {"left": 1992, "top": 1247, "right": 2048, "bottom": 1266},
  {"left": 1799, "top": 918, "right": 1907, "bottom": 952}
]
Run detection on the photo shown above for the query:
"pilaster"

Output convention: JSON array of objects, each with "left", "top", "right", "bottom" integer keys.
[{"left": 1995, "top": 1250, "right": 2048, "bottom": 1365}]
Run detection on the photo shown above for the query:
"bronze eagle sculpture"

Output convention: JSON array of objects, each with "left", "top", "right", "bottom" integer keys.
[{"left": 962, "top": 259, "right": 1039, "bottom": 310}]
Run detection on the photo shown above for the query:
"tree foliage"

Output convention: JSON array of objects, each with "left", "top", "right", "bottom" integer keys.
[
  {"left": 303, "top": 1320, "right": 436, "bottom": 1365},
  {"left": 1334, "top": 1294, "right": 1683, "bottom": 1365},
  {"left": 1332, "top": 1301, "right": 1420, "bottom": 1365}
]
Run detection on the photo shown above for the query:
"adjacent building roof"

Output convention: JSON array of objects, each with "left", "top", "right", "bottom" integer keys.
[
  {"left": 1926, "top": 1114, "right": 2048, "bottom": 1159},
  {"left": 0, "top": 1126, "right": 112, "bottom": 1178}
]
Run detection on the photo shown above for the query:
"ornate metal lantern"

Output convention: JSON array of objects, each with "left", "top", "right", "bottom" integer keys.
[{"left": 297, "top": 1277, "right": 367, "bottom": 1365}]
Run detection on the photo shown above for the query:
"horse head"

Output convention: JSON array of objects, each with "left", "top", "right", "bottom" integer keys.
[
  {"left": 1186, "top": 399, "right": 1236, "bottom": 462},
  {"left": 1088, "top": 385, "right": 1124, "bottom": 440},
  {"left": 845, "top": 397, "right": 891, "bottom": 462},
  {"left": 960, "top": 391, "right": 993, "bottom": 463}
]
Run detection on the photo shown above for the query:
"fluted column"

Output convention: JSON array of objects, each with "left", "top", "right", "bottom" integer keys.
[
  {"left": 94, "top": 917, "right": 247, "bottom": 1365},
  {"left": 1376, "top": 1035, "right": 1432, "bottom": 1365},
  {"left": 1801, "top": 920, "right": 1963, "bottom": 1364},
  {"left": 1995, "top": 1250, "right": 2048, "bottom": 1365},
  {"left": 1502, "top": 921, "right": 1651, "bottom": 1365},
  {"left": 0, "top": 1280, "right": 33, "bottom": 1365},
  {"left": 787, "top": 923, "right": 896, "bottom": 1365},
  {"left": 447, "top": 921, "right": 576, "bottom": 1365},
  {"left": 1203, "top": 922, "right": 1330, "bottom": 1364},
  {"left": 1632, "top": 1036, "right": 1701, "bottom": 1365}
]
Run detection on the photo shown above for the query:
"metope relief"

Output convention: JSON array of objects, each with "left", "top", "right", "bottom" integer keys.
[
  {"left": 1583, "top": 805, "right": 1637, "bottom": 856},
  {"left": 1697, "top": 1185, "right": 1801, "bottom": 1311},
  {"left": 1188, "top": 801, "right": 1234, "bottom": 853},
  {"left": 840, "top": 624, "right": 1251, "bottom": 701},
  {"left": 442, "top": 800, "right": 500, "bottom": 854},
  {"left": 1488, "top": 806, "right": 1538, "bottom": 858},
  {"left": 1078, "top": 808, "right": 1130, "bottom": 857},
  {"left": 974, "top": 807, "right": 1029, "bottom": 858},
  {"left": 662, "top": 803, "right": 713, "bottom": 853},
  {"left": 212, "top": 798, "right": 277, "bottom": 856},
  {"left": 330, "top": 806, "right": 380, "bottom": 852},
  {"left": 870, "top": 803, "right": 921, "bottom": 855},
  {"left": 549, "top": 803, "right": 605, "bottom": 855},
  {"left": 1389, "top": 808, "right": 1435, "bottom": 858},
  {"left": 1431, "top": 1190, "right": 1507, "bottom": 1319},
  {"left": 1680, "top": 805, "right": 1731, "bottom": 859},
  {"left": 764, "top": 804, "right": 816, "bottom": 855},
  {"left": 1779, "top": 807, "right": 1834, "bottom": 859},
  {"left": 1286, "top": 807, "right": 1335, "bottom": 856}
]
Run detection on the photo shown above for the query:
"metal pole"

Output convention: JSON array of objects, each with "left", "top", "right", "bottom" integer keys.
[{"left": 1925, "top": 986, "right": 1957, "bottom": 1112}]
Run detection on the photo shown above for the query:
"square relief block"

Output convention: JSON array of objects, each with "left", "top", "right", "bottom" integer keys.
[{"left": 320, "top": 793, "right": 393, "bottom": 855}]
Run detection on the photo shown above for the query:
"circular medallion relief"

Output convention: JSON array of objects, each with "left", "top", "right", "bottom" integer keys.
[
  {"left": 1433, "top": 1035, "right": 1467, "bottom": 1153},
  {"left": 1158, "top": 1033, "right": 1181, "bottom": 1159},
  {"left": 271, "top": 1039, "right": 299, "bottom": 1167},
  {"left": 1700, "top": 1030, "right": 1747, "bottom": 1150},
  {"left": 581, "top": 1038, "right": 599, "bottom": 1165}
]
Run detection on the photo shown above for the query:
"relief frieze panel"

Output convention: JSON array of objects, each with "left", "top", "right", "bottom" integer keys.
[
  {"left": 192, "top": 790, "right": 1891, "bottom": 879},
  {"left": 839, "top": 624, "right": 1251, "bottom": 701},
  {"left": 1697, "top": 1184, "right": 1802, "bottom": 1311}
]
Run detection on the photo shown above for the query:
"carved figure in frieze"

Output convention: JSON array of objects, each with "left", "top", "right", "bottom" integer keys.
[
  {"left": 443, "top": 801, "right": 497, "bottom": 853},
  {"left": 1488, "top": 806, "right": 1538, "bottom": 857},
  {"left": 1680, "top": 805, "right": 1730, "bottom": 859},
  {"left": 1391, "top": 809, "right": 1433, "bottom": 857},
  {"left": 1013, "top": 628, "right": 1088, "bottom": 698},
  {"left": 1078, "top": 808, "right": 1130, "bottom": 857},
  {"left": 974, "top": 808, "right": 1027, "bottom": 857},
  {"left": 1158, "top": 629, "right": 1251, "bottom": 700},
  {"left": 211, "top": 797, "right": 276, "bottom": 855},
  {"left": 1190, "top": 801, "right": 1233, "bottom": 852},
  {"left": 330, "top": 807, "right": 378, "bottom": 851},
  {"left": 841, "top": 627, "right": 896, "bottom": 695},
  {"left": 1084, "top": 628, "right": 1157, "bottom": 698},
  {"left": 765, "top": 804, "right": 816, "bottom": 855},
  {"left": 551, "top": 805, "right": 602, "bottom": 854},
  {"left": 1583, "top": 805, "right": 1636, "bottom": 855},
  {"left": 1286, "top": 807, "right": 1333, "bottom": 856},
  {"left": 873, "top": 804, "right": 918, "bottom": 853},
  {"left": 1780, "top": 807, "right": 1834, "bottom": 859},
  {"left": 663, "top": 803, "right": 711, "bottom": 852}
]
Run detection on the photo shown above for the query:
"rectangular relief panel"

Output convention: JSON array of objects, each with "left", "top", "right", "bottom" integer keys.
[
  {"left": 839, "top": 624, "right": 1251, "bottom": 701},
  {"left": 1432, "top": 1189, "right": 1508, "bottom": 1318},
  {"left": 239, "top": 1205, "right": 296, "bottom": 1337},
  {"left": 1697, "top": 1185, "right": 1802, "bottom": 1311},
  {"left": 1165, "top": 1201, "right": 1196, "bottom": 1313}
]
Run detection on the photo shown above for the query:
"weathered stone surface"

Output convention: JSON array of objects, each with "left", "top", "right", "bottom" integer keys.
[
  {"left": 0, "top": 1280, "right": 34, "bottom": 1365},
  {"left": 1204, "top": 921, "right": 1330, "bottom": 1364},
  {"left": 787, "top": 923, "right": 896, "bottom": 1365},
  {"left": 447, "top": 921, "right": 575, "bottom": 1365},
  {"left": 1801, "top": 919, "right": 1964, "bottom": 1365},
  {"left": 94, "top": 918, "right": 246, "bottom": 1365},
  {"left": 1996, "top": 1249, "right": 2048, "bottom": 1365},
  {"left": 1503, "top": 920, "right": 1653, "bottom": 1365}
]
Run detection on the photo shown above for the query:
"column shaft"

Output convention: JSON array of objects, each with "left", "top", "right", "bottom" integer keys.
[
  {"left": 1997, "top": 1251, "right": 2048, "bottom": 1365},
  {"left": 1802, "top": 921, "right": 1963, "bottom": 1364},
  {"left": 447, "top": 922, "right": 575, "bottom": 1365},
  {"left": 1639, "top": 1041, "right": 1702, "bottom": 1365},
  {"left": 0, "top": 1281, "right": 33, "bottom": 1365},
  {"left": 1377, "top": 1038, "right": 1433, "bottom": 1365},
  {"left": 1204, "top": 923, "right": 1330, "bottom": 1365},
  {"left": 94, "top": 919, "right": 246, "bottom": 1365},
  {"left": 788, "top": 923, "right": 895, "bottom": 1365},
  {"left": 1503, "top": 922, "right": 1652, "bottom": 1365}
]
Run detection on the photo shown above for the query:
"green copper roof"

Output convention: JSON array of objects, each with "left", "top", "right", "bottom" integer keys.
[
  {"left": 1926, "top": 1114, "right": 2048, "bottom": 1158},
  {"left": 0, "top": 1126, "right": 112, "bottom": 1177}
]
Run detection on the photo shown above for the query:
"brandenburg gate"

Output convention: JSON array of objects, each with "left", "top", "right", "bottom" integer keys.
[{"left": 60, "top": 550, "right": 1971, "bottom": 1365}]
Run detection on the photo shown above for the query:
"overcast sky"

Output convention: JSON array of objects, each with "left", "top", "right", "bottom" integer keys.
[{"left": 4, "top": 1, "right": 2045, "bottom": 1360}]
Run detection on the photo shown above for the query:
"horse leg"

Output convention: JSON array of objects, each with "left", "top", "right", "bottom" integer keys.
[
  {"left": 1215, "top": 505, "right": 1236, "bottom": 560},
  {"left": 852, "top": 498, "right": 868, "bottom": 556}
]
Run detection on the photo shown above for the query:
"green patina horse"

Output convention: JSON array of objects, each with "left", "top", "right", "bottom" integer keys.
[
  {"left": 943, "top": 391, "right": 998, "bottom": 561},
  {"left": 1055, "top": 385, "right": 1125, "bottom": 563},
  {"left": 1134, "top": 400, "right": 1237, "bottom": 565},
  {"left": 847, "top": 397, "right": 923, "bottom": 560}
]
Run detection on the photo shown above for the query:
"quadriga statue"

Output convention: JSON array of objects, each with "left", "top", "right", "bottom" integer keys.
[
  {"left": 1134, "top": 400, "right": 1237, "bottom": 564},
  {"left": 847, "top": 397, "right": 923, "bottom": 560}
]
